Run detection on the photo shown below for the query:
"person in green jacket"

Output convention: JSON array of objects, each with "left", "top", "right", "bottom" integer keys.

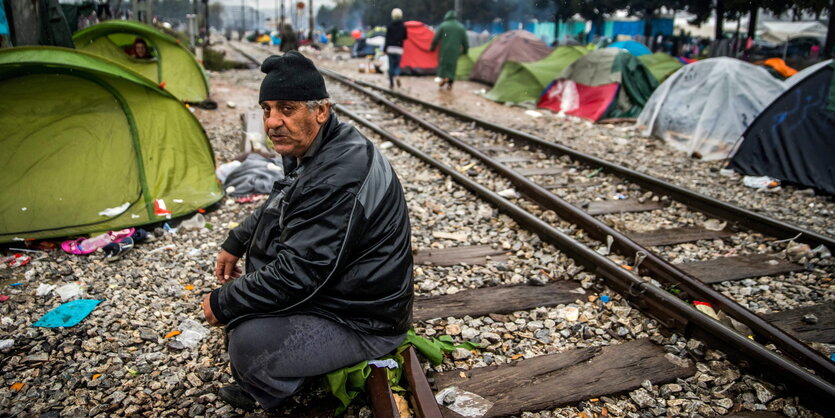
[{"left": 430, "top": 10, "right": 468, "bottom": 90}]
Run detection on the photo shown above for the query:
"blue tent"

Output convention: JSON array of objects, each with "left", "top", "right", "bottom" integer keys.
[{"left": 609, "top": 40, "right": 651, "bottom": 56}]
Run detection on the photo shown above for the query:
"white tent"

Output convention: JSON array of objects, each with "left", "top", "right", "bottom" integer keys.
[
  {"left": 760, "top": 21, "right": 826, "bottom": 43},
  {"left": 637, "top": 57, "right": 786, "bottom": 160}
]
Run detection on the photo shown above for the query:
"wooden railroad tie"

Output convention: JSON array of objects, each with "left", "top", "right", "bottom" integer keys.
[
  {"left": 676, "top": 254, "right": 804, "bottom": 284},
  {"left": 627, "top": 226, "right": 734, "bottom": 247},
  {"left": 585, "top": 199, "right": 667, "bottom": 215},
  {"left": 432, "top": 338, "right": 695, "bottom": 417},
  {"left": 414, "top": 281, "right": 585, "bottom": 323},
  {"left": 413, "top": 245, "right": 510, "bottom": 267}
]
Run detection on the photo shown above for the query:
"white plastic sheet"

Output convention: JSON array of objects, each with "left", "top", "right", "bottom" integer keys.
[{"left": 637, "top": 58, "right": 785, "bottom": 160}]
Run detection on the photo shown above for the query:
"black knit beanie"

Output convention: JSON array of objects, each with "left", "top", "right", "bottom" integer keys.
[{"left": 259, "top": 51, "right": 329, "bottom": 102}]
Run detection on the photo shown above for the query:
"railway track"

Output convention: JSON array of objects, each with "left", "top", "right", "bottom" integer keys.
[{"left": 226, "top": 42, "right": 834, "bottom": 416}]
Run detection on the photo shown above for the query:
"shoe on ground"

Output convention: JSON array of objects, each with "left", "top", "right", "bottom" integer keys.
[
  {"left": 218, "top": 384, "right": 257, "bottom": 411},
  {"left": 396, "top": 78, "right": 402, "bottom": 87}
]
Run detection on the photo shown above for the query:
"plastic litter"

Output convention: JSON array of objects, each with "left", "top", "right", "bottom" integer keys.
[
  {"left": 703, "top": 219, "right": 727, "bottom": 231},
  {"left": 162, "top": 223, "right": 177, "bottom": 234},
  {"left": 600, "top": 295, "right": 610, "bottom": 303},
  {"left": 33, "top": 299, "right": 102, "bottom": 327},
  {"left": 0, "top": 295, "right": 8, "bottom": 302},
  {"left": 0, "top": 339, "right": 13, "bottom": 350},
  {"left": 154, "top": 199, "right": 172, "bottom": 218},
  {"left": 187, "top": 248, "right": 201, "bottom": 257},
  {"left": 226, "top": 101, "right": 237, "bottom": 109},
  {"left": 170, "top": 319, "right": 210, "bottom": 349},
  {"left": 35, "top": 283, "right": 56, "bottom": 296},
  {"left": 693, "top": 300, "right": 720, "bottom": 320},
  {"left": 497, "top": 188, "right": 520, "bottom": 199},
  {"left": 98, "top": 202, "right": 130, "bottom": 217},
  {"left": 811, "top": 245, "right": 831, "bottom": 258},
  {"left": 149, "top": 244, "right": 177, "bottom": 254},
  {"left": 216, "top": 160, "right": 243, "bottom": 183},
  {"left": 1, "top": 254, "right": 30, "bottom": 268},
  {"left": 563, "top": 306, "right": 579, "bottom": 321},
  {"left": 367, "top": 359, "right": 398, "bottom": 369},
  {"left": 524, "top": 110, "right": 542, "bottom": 118},
  {"left": 54, "top": 283, "right": 85, "bottom": 302},
  {"left": 180, "top": 213, "right": 206, "bottom": 231},
  {"left": 742, "top": 175, "right": 780, "bottom": 189},
  {"left": 379, "top": 141, "right": 394, "bottom": 150},
  {"left": 718, "top": 168, "right": 737, "bottom": 177},
  {"left": 434, "top": 386, "right": 494, "bottom": 418},
  {"left": 612, "top": 193, "right": 627, "bottom": 200}
]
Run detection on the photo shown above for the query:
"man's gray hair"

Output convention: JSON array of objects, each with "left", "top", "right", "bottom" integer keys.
[
  {"left": 391, "top": 8, "right": 403, "bottom": 20},
  {"left": 305, "top": 98, "right": 331, "bottom": 111}
]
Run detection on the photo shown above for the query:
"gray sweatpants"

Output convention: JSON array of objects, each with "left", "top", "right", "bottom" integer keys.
[{"left": 227, "top": 314, "right": 405, "bottom": 409}]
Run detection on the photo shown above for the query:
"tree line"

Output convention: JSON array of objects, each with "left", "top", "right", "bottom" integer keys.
[{"left": 317, "top": 0, "right": 834, "bottom": 56}]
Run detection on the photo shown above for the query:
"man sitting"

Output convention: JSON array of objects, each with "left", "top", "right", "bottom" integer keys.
[{"left": 201, "top": 51, "right": 414, "bottom": 411}]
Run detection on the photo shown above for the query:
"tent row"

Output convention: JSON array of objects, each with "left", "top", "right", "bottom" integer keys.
[
  {"left": 374, "top": 23, "right": 832, "bottom": 195},
  {"left": 639, "top": 57, "right": 834, "bottom": 195},
  {"left": 0, "top": 21, "right": 221, "bottom": 243}
]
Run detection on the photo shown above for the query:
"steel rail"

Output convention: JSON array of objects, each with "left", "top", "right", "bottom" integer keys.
[
  {"left": 340, "top": 72, "right": 835, "bottom": 252},
  {"left": 332, "top": 102, "right": 835, "bottom": 414},
  {"left": 321, "top": 68, "right": 835, "bottom": 385}
]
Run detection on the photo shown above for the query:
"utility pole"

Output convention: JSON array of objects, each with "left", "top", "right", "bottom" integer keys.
[
  {"left": 280, "top": 0, "right": 285, "bottom": 35},
  {"left": 256, "top": 0, "right": 260, "bottom": 31},
  {"left": 241, "top": 0, "right": 245, "bottom": 35},
  {"left": 714, "top": 0, "right": 724, "bottom": 40},
  {"left": 308, "top": 0, "right": 313, "bottom": 40},
  {"left": 455, "top": 0, "right": 461, "bottom": 17}
]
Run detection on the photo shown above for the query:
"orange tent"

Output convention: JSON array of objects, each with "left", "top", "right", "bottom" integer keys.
[{"left": 761, "top": 58, "right": 797, "bottom": 78}]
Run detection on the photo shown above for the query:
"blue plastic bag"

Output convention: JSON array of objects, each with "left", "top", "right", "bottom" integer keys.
[{"left": 33, "top": 299, "right": 102, "bottom": 327}]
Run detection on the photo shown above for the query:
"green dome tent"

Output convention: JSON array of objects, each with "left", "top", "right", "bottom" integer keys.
[
  {"left": 638, "top": 52, "right": 684, "bottom": 83},
  {"left": 455, "top": 38, "right": 493, "bottom": 81},
  {"left": 0, "top": 47, "right": 222, "bottom": 243},
  {"left": 73, "top": 20, "right": 210, "bottom": 102},
  {"left": 538, "top": 48, "right": 658, "bottom": 121},
  {"left": 485, "top": 45, "right": 591, "bottom": 104}
]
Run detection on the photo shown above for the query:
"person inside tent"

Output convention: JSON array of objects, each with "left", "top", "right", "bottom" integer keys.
[
  {"left": 125, "top": 37, "right": 151, "bottom": 59},
  {"left": 201, "top": 51, "right": 413, "bottom": 411},
  {"left": 384, "top": 7, "right": 407, "bottom": 89}
]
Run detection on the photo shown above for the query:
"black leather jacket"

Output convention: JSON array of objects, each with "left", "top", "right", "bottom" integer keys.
[{"left": 210, "top": 113, "right": 413, "bottom": 335}]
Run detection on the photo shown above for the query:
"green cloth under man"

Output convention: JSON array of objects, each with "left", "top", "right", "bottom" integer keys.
[{"left": 430, "top": 10, "right": 468, "bottom": 89}]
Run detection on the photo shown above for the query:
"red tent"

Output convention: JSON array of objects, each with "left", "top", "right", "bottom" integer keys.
[
  {"left": 400, "top": 21, "right": 438, "bottom": 75},
  {"left": 537, "top": 80, "right": 620, "bottom": 121}
]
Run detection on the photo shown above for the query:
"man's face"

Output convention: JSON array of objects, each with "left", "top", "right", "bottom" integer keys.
[{"left": 262, "top": 100, "right": 329, "bottom": 158}]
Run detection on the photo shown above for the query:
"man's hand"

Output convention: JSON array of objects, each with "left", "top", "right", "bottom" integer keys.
[
  {"left": 202, "top": 293, "right": 221, "bottom": 326},
  {"left": 215, "top": 249, "right": 242, "bottom": 284}
]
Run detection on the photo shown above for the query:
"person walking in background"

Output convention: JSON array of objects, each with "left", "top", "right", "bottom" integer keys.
[
  {"left": 280, "top": 23, "right": 298, "bottom": 52},
  {"left": 430, "top": 10, "right": 467, "bottom": 90},
  {"left": 384, "top": 8, "right": 407, "bottom": 89}
]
